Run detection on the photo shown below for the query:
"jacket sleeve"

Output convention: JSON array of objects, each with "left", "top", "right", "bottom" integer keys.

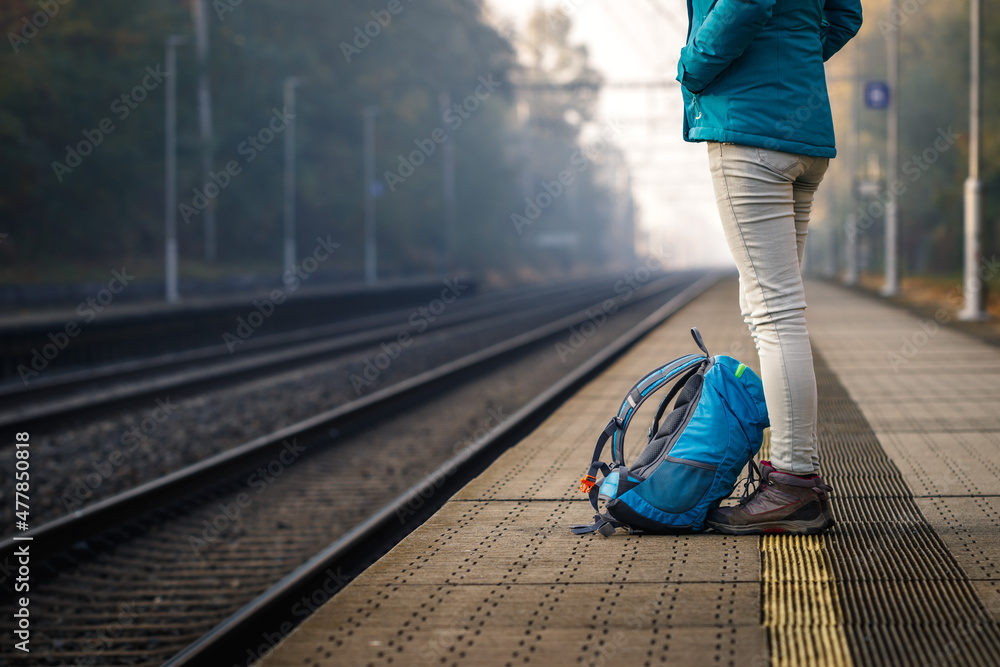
[
  {"left": 677, "top": 0, "right": 777, "bottom": 94},
  {"left": 821, "top": 0, "right": 863, "bottom": 61}
]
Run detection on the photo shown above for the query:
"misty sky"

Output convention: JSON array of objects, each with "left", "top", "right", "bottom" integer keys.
[{"left": 486, "top": 0, "right": 732, "bottom": 267}]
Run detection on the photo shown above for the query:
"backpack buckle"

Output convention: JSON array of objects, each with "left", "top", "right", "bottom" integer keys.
[{"left": 579, "top": 474, "right": 597, "bottom": 494}]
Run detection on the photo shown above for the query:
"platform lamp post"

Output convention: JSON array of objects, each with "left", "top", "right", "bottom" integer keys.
[
  {"left": 363, "top": 105, "right": 380, "bottom": 285},
  {"left": 283, "top": 76, "right": 303, "bottom": 279},
  {"left": 881, "top": 0, "right": 900, "bottom": 297},
  {"left": 960, "top": 0, "right": 987, "bottom": 320},
  {"left": 165, "top": 34, "right": 190, "bottom": 304}
]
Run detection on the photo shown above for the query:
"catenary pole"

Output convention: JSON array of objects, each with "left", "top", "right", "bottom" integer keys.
[
  {"left": 191, "top": 0, "right": 216, "bottom": 262},
  {"left": 363, "top": 106, "right": 380, "bottom": 285},
  {"left": 960, "top": 0, "right": 987, "bottom": 320},
  {"left": 881, "top": 0, "right": 900, "bottom": 296},
  {"left": 439, "top": 93, "right": 457, "bottom": 275},
  {"left": 283, "top": 77, "right": 302, "bottom": 279},
  {"left": 165, "top": 35, "right": 189, "bottom": 304}
]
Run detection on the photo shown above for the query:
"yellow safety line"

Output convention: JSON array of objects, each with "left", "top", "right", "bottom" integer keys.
[
  {"left": 757, "top": 432, "right": 852, "bottom": 666},
  {"left": 762, "top": 534, "right": 852, "bottom": 666}
]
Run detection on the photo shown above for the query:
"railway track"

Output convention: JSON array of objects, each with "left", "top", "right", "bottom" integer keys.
[
  {"left": 0, "top": 274, "right": 628, "bottom": 430},
  {"left": 1, "top": 272, "right": 701, "bottom": 531},
  {"left": 0, "top": 268, "right": 724, "bottom": 666},
  {"left": 0, "top": 278, "right": 461, "bottom": 383}
]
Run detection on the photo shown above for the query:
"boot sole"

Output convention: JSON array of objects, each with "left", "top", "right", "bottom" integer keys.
[{"left": 706, "top": 516, "right": 834, "bottom": 536}]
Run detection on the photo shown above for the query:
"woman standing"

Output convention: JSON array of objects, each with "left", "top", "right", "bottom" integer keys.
[{"left": 677, "top": 0, "right": 863, "bottom": 534}]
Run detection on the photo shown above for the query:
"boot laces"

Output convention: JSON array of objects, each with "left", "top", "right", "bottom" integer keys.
[{"left": 736, "top": 459, "right": 764, "bottom": 507}]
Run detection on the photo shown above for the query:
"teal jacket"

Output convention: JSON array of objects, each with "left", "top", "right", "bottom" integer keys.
[{"left": 678, "top": 0, "right": 863, "bottom": 158}]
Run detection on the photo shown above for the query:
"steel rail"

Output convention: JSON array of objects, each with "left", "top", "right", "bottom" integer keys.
[
  {"left": 0, "top": 274, "right": 632, "bottom": 430},
  {"left": 0, "top": 270, "right": 718, "bottom": 565},
  {"left": 163, "top": 269, "right": 727, "bottom": 667}
]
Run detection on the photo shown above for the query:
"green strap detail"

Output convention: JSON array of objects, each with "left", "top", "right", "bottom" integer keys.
[{"left": 735, "top": 363, "right": 747, "bottom": 379}]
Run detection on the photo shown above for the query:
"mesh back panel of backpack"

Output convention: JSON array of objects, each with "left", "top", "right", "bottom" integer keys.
[{"left": 630, "top": 375, "right": 702, "bottom": 470}]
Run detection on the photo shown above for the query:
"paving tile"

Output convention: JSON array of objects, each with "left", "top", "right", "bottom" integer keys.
[
  {"left": 261, "top": 277, "right": 1000, "bottom": 665},
  {"left": 363, "top": 500, "right": 759, "bottom": 587},
  {"left": 877, "top": 431, "right": 1000, "bottom": 497}
]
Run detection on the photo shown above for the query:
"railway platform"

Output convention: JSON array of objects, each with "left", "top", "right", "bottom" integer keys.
[{"left": 257, "top": 276, "right": 1000, "bottom": 667}]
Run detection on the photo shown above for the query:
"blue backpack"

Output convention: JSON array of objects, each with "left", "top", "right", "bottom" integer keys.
[{"left": 572, "top": 328, "right": 769, "bottom": 536}]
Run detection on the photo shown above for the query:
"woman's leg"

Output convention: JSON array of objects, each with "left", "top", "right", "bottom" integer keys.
[
  {"left": 707, "top": 142, "right": 829, "bottom": 475},
  {"left": 792, "top": 157, "right": 829, "bottom": 472},
  {"left": 705, "top": 143, "right": 835, "bottom": 534}
]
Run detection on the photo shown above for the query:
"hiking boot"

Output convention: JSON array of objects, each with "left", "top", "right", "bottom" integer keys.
[{"left": 706, "top": 460, "right": 834, "bottom": 535}]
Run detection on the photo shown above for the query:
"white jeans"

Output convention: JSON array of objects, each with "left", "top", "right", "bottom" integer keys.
[{"left": 707, "top": 142, "right": 830, "bottom": 475}]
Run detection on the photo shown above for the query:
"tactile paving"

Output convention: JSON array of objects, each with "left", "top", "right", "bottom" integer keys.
[
  {"left": 259, "top": 278, "right": 1000, "bottom": 666},
  {"left": 803, "top": 282, "right": 1000, "bottom": 666}
]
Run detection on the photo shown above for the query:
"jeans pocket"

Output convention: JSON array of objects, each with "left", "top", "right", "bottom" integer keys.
[{"left": 756, "top": 147, "right": 802, "bottom": 174}]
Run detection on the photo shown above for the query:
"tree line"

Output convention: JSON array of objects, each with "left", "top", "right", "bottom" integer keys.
[
  {"left": 0, "top": 1, "right": 629, "bottom": 284},
  {"left": 819, "top": 0, "right": 999, "bottom": 278}
]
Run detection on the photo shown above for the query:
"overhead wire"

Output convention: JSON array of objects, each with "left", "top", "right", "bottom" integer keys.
[{"left": 590, "top": 1, "right": 695, "bottom": 246}]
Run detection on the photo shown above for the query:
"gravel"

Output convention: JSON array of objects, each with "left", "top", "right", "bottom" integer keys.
[{"left": 0, "top": 284, "right": 680, "bottom": 533}]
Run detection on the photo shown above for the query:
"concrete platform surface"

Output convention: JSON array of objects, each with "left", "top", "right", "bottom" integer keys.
[{"left": 257, "top": 277, "right": 1000, "bottom": 667}]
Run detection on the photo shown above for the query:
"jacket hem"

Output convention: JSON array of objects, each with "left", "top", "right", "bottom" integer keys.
[{"left": 684, "top": 128, "right": 837, "bottom": 159}]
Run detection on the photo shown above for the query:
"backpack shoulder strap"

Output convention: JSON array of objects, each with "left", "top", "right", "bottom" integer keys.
[
  {"left": 643, "top": 328, "right": 710, "bottom": 440},
  {"left": 690, "top": 326, "right": 710, "bottom": 356},
  {"left": 576, "top": 329, "right": 711, "bottom": 519},
  {"left": 570, "top": 513, "right": 628, "bottom": 537},
  {"left": 610, "top": 352, "right": 707, "bottom": 463},
  {"left": 579, "top": 352, "right": 707, "bottom": 505},
  {"left": 579, "top": 418, "right": 619, "bottom": 501},
  {"left": 648, "top": 363, "right": 703, "bottom": 441}
]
